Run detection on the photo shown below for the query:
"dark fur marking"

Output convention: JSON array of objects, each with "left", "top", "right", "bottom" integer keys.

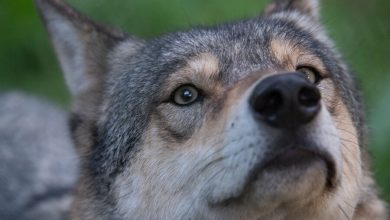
[
  {"left": 23, "top": 187, "right": 72, "bottom": 211},
  {"left": 69, "top": 113, "right": 81, "bottom": 135}
]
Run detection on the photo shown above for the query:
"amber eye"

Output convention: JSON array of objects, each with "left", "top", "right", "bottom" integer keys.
[
  {"left": 297, "top": 67, "right": 322, "bottom": 84},
  {"left": 172, "top": 85, "right": 200, "bottom": 106}
]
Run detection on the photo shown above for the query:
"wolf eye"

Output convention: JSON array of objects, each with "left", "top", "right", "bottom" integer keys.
[
  {"left": 297, "top": 67, "right": 322, "bottom": 84},
  {"left": 172, "top": 85, "right": 200, "bottom": 106}
]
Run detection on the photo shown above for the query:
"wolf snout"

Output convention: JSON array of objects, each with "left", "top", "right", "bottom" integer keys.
[{"left": 250, "top": 73, "right": 321, "bottom": 128}]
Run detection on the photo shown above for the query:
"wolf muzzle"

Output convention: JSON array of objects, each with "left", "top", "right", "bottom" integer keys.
[{"left": 250, "top": 73, "right": 321, "bottom": 128}]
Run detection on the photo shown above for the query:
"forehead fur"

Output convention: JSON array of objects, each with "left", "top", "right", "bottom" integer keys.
[
  {"left": 186, "top": 53, "right": 220, "bottom": 80},
  {"left": 270, "top": 38, "right": 327, "bottom": 73},
  {"left": 163, "top": 53, "right": 220, "bottom": 90},
  {"left": 141, "top": 17, "right": 325, "bottom": 84}
]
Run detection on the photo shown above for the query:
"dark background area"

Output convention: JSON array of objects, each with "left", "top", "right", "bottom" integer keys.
[{"left": 0, "top": 0, "right": 389, "bottom": 202}]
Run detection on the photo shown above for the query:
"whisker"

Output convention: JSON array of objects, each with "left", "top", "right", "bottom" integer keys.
[{"left": 338, "top": 204, "right": 351, "bottom": 220}]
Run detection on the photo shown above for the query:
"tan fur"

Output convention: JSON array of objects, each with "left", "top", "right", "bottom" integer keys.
[
  {"left": 354, "top": 178, "right": 387, "bottom": 220},
  {"left": 270, "top": 39, "right": 327, "bottom": 74},
  {"left": 188, "top": 53, "right": 220, "bottom": 81},
  {"left": 163, "top": 53, "right": 223, "bottom": 98},
  {"left": 333, "top": 98, "right": 363, "bottom": 218},
  {"left": 329, "top": 97, "right": 387, "bottom": 220}
]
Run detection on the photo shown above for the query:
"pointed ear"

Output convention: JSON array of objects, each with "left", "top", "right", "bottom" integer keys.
[
  {"left": 263, "top": 0, "right": 320, "bottom": 19},
  {"left": 35, "top": 0, "right": 144, "bottom": 151},
  {"left": 35, "top": 0, "right": 139, "bottom": 96}
]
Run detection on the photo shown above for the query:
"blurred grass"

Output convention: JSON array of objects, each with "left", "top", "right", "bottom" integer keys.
[{"left": 0, "top": 0, "right": 389, "bottom": 202}]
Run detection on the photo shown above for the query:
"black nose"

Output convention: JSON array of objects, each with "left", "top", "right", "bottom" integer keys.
[{"left": 250, "top": 73, "right": 321, "bottom": 128}]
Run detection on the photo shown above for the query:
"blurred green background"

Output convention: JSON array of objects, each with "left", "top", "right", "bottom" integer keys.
[{"left": 0, "top": 0, "right": 389, "bottom": 202}]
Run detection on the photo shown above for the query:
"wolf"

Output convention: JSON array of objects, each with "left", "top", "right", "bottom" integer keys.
[{"left": 10, "top": 0, "right": 384, "bottom": 219}]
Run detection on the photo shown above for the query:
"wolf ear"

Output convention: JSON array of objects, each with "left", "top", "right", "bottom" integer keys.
[
  {"left": 263, "top": 0, "right": 320, "bottom": 19},
  {"left": 35, "top": 0, "right": 140, "bottom": 96},
  {"left": 35, "top": 0, "right": 144, "bottom": 151}
]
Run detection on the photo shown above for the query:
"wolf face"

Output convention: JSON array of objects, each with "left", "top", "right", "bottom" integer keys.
[{"left": 36, "top": 0, "right": 386, "bottom": 219}]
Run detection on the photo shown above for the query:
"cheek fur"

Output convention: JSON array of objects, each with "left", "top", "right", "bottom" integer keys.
[{"left": 153, "top": 103, "right": 203, "bottom": 141}]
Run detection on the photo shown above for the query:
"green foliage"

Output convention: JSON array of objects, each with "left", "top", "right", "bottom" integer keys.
[{"left": 0, "top": 0, "right": 389, "bottom": 201}]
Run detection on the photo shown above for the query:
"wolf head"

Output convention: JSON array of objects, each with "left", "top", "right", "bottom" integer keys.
[{"left": 36, "top": 0, "right": 386, "bottom": 219}]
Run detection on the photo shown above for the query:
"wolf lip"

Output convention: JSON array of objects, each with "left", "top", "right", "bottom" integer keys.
[
  {"left": 258, "top": 148, "right": 337, "bottom": 187},
  {"left": 213, "top": 147, "right": 338, "bottom": 206},
  {"left": 263, "top": 148, "right": 321, "bottom": 169},
  {"left": 246, "top": 147, "right": 338, "bottom": 190},
  {"left": 261, "top": 148, "right": 337, "bottom": 187}
]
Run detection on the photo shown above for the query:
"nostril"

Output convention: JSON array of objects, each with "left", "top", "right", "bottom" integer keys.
[
  {"left": 249, "top": 73, "right": 322, "bottom": 128},
  {"left": 298, "top": 86, "right": 321, "bottom": 108},
  {"left": 253, "top": 90, "right": 283, "bottom": 116}
]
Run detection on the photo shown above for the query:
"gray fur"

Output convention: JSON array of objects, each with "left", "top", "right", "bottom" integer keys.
[{"left": 0, "top": 92, "right": 78, "bottom": 220}]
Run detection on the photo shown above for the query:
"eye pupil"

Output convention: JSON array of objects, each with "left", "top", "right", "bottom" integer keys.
[{"left": 181, "top": 89, "right": 193, "bottom": 102}]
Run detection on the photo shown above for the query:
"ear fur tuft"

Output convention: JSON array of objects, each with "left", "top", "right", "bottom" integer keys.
[{"left": 263, "top": 0, "right": 320, "bottom": 19}]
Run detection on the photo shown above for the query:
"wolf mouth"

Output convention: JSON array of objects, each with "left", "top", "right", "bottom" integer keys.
[
  {"left": 213, "top": 142, "right": 338, "bottom": 206},
  {"left": 259, "top": 147, "right": 337, "bottom": 188}
]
